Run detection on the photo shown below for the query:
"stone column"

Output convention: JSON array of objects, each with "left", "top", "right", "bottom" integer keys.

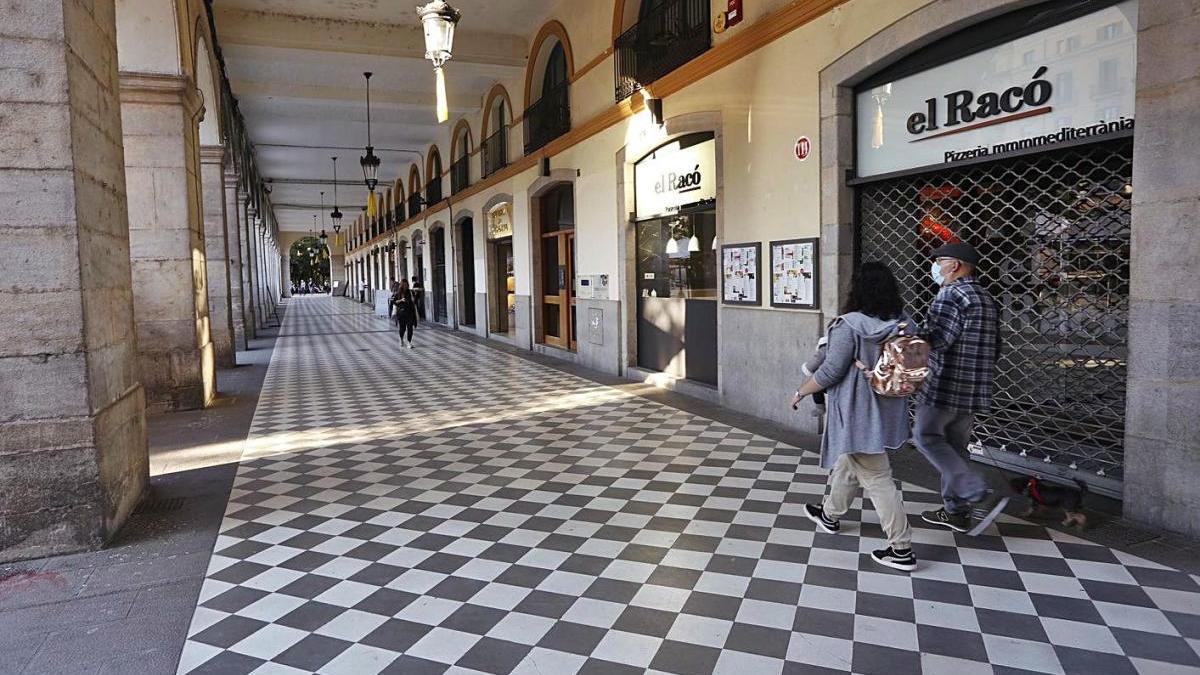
[
  {"left": 224, "top": 171, "right": 246, "bottom": 351},
  {"left": 1124, "top": 1, "right": 1200, "bottom": 537},
  {"left": 245, "top": 206, "right": 261, "bottom": 329},
  {"left": 1, "top": 0, "right": 148, "bottom": 561},
  {"left": 200, "top": 145, "right": 235, "bottom": 368},
  {"left": 119, "top": 72, "right": 215, "bottom": 410},
  {"left": 240, "top": 198, "right": 257, "bottom": 340},
  {"left": 282, "top": 252, "right": 292, "bottom": 298}
]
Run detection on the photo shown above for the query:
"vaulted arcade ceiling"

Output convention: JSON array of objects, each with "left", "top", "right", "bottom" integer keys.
[{"left": 213, "top": 0, "right": 558, "bottom": 233}]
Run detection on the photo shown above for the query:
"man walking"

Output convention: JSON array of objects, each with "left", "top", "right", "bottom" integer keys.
[{"left": 915, "top": 242, "right": 1008, "bottom": 536}]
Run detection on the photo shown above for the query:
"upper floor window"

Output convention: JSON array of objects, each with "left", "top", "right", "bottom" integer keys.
[
  {"left": 482, "top": 94, "right": 509, "bottom": 177},
  {"left": 614, "top": 0, "right": 711, "bottom": 101},
  {"left": 451, "top": 124, "right": 471, "bottom": 194},
  {"left": 524, "top": 35, "right": 571, "bottom": 154},
  {"left": 426, "top": 148, "right": 443, "bottom": 205}
]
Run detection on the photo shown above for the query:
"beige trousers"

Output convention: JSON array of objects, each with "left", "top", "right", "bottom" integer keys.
[{"left": 822, "top": 452, "right": 912, "bottom": 550}]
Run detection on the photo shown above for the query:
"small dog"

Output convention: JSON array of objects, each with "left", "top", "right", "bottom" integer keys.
[{"left": 1010, "top": 476, "right": 1088, "bottom": 528}]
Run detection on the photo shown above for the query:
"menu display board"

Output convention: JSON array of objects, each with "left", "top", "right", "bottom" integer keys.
[
  {"left": 721, "top": 243, "right": 760, "bottom": 306},
  {"left": 770, "top": 238, "right": 819, "bottom": 309}
]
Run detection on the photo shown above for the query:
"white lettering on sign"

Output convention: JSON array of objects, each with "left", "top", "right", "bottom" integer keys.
[
  {"left": 634, "top": 137, "right": 716, "bottom": 221},
  {"left": 486, "top": 202, "right": 512, "bottom": 240},
  {"left": 855, "top": 0, "right": 1137, "bottom": 177}
]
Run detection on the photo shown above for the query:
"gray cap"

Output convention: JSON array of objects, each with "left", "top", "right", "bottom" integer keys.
[{"left": 931, "top": 242, "right": 980, "bottom": 266}]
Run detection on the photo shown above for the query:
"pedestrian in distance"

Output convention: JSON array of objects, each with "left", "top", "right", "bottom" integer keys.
[
  {"left": 792, "top": 262, "right": 917, "bottom": 572},
  {"left": 411, "top": 276, "right": 426, "bottom": 321},
  {"left": 914, "top": 242, "right": 1009, "bottom": 536},
  {"left": 391, "top": 279, "right": 418, "bottom": 349}
]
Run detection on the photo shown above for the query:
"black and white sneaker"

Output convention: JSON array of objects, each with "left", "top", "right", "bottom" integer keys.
[
  {"left": 871, "top": 546, "right": 917, "bottom": 572},
  {"left": 921, "top": 507, "right": 971, "bottom": 533},
  {"left": 804, "top": 504, "right": 840, "bottom": 534},
  {"left": 967, "top": 491, "right": 1011, "bottom": 536}
]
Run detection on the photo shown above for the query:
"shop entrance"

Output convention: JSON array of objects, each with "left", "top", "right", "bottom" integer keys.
[
  {"left": 489, "top": 237, "right": 515, "bottom": 336},
  {"left": 459, "top": 218, "right": 475, "bottom": 326},
  {"left": 856, "top": 138, "right": 1133, "bottom": 487},
  {"left": 635, "top": 210, "right": 718, "bottom": 385},
  {"left": 536, "top": 184, "right": 576, "bottom": 350},
  {"left": 431, "top": 227, "right": 448, "bottom": 323}
]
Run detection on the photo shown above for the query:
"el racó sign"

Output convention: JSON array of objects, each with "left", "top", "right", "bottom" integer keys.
[
  {"left": 634, "top": 135, "right": 716, "bottom": 221},
  {"left": 855, "top": 0, "right": 1137, "bottom": 178}
]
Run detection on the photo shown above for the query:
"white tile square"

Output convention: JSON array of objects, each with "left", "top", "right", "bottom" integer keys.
[
  {"left": 630, "top": 584, "right": 691, "bottom": 613},
  {"left": 229, "top": 624, "right": 308, "bottom": 660},
  {"left": 468, "top": 583, "right": 533, "bottom": 611},
  {"left": 787, "top": 632, "right": 854, "bottom": 670},
  {"left": 591, "top": 630, "right": 662, "bottom": 668},
  {"left": 319, "top": 643, "right": 399, "bottom": 675},
  {"left": 487, "top": 612, "right": 557, "bottom": 645},
  {"left": 395, "top": 596, "right": 462, "bottom": 625},
  {"left": 1040, "top": 617, "right": 1124, "bottom": 654},
  {"left": 735, "top": 598, "right": 796, "bottom": 630},
  {"left": 315, "top": 608, "right": 390, "bottom": 642},
  {"left": 855, "top": 614, "right": 918, "bottom": 651},
  {"left": 694, "top": 571, "right": 751, "bottom": 598},
  {"left": 561, "top": 597, "right": 626, "bottom": 629},
  {"left": 239, "top": 593, "right": 309, "bottom": 623},
  {"left": 314, "top": 580, "right": 378, "bottom": 608},
  {"left": 406, "top": 627, "right": 482, "bottom": 665},
  {"left": 983, "top": 634, "right": 1065, "bottom": 675}
]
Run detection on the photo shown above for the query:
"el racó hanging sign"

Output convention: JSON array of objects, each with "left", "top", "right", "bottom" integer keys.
[
  {"left": 855, "top": 0, "right": 1137, "bottom": 178},
  {"left": 634, "top": 135, "right": 716, "bottom": 221}
]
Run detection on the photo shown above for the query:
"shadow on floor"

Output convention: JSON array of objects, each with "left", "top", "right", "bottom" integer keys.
[{"left": 0, "top": 325, "right": 280, "bottom": 675}]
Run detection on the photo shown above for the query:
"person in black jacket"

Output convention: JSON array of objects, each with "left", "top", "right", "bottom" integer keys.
[{"left": 391, "top": 279, "right": 418, "bottom": 349}]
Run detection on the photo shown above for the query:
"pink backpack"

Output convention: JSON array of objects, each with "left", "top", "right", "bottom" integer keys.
[{"left": 856, "top": 323, "right": 930, "bottom": 397}]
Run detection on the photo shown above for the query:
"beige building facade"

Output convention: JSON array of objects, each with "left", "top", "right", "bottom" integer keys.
[{"left": 344, "top": 0, "right": 1200, "bottom": 536}]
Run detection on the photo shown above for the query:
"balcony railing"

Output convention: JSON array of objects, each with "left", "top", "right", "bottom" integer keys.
[
  {"left": 482, "top": 127, "right": 508, "bottom": 178},
  {"left": 451, "top": 155, "right": 470, "bottom": 194},
  {"left": 523, "top": 83, "right": 570, "bottom": 155},
  {"left": 408, "top": 193, "right": 421, "bottom": 218},
  {"left": 425, "top": 177, "right": 442, "bottom": 206},
  {"left": 614, "top": 0, "right": 710, "bottom": 101}
]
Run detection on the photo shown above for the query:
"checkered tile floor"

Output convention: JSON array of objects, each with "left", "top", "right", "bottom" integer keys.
[{"left": 178, "top": 296, "right": 1200, "bottom": 674}]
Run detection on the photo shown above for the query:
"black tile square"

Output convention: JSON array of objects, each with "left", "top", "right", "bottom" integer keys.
[
  {"left": 537, "top": 621, "right": 607, "bottom": 656},
  {"left": 612, "top": 606, "right": 678, "bottom": 638},
  {"left": 514, "top": 590, "right": 577, "bottom": 619},
  {"left": 559, "top": 554, "right": 613, "bottom": 576},
  {"left": 649, "top": 639, "right": 722, "bottom": 675},
  {"left": 705, "top": 555, "right": 758, "bottom": 576},
  {"left": 803, "top": 565, "right": 857, "bottom": 591},
  {"left": 190, "top": 651, "right": 265, "bottom": 674},
  {"left": 1080, "top": 580, "right": 1155, "bottom": 608},
  {"left": 1128, "top": 566, "right": 1200, "bottom": 592},
  {"left": 791, "top": 606, "right": 855, "bottom": 640},
  {"left": 415, "top": 552, "right": 472, "bottom": 575},
  {"left": 746, "top": 579, "right": 803, "bottom": 605},
  {"left": 963, "top": 566, "right": 1025, "bottom": 591},
  {"left": 349, "top": 563, "right": 408, "bottom": 586},
  {"left": 191, "top": 615, "right": 269, "bottom": 649},
  {"left": 1111, "top": 627, "right": 1200, "bottom": 666},
  {"left": 851, "top": 642, "right": 922, "bottom": 675},
  {"left": 680, "top": 591, "right": 743, "bottom": 621},
  {"left": 440, "top": 604, "right": 508, "bottom": 635},
  {"left": 428, "top": 576, "right": 488, "bottom": 602},
  {"left": 202, "top": 586, "right": 269, "bottom": 613},
  {"left": 455, "top": 637, "right": 532, "bottom": 674},
  {"left": 273, "top": 634, "right": 355, "bottom": 671},
  {"left": 1010, "top": 553, "right": 1073, "bottom": 577},
  {"left": 277, "top": 573, "right": 341, "bottom": 599},
  {"left": 355, "top": 588, "right": 420, "bottom": 616},
  {"left": 917, "top": 624, "right": 988, "bottom": 661},
  {"left": 211, "top": 561, "right": 273, "bottom": 585},
  {"left": 1054, "top": 646, "right": 1137, "bottom": 675},
  {"left": 1029, "top": 593, "right": 1104, "bottom": 624},
  {"left": 723, "top": 622, "right": 791, "bottom": 659},
  {"left": 976, "top": 608, "right": 1049, "bottom": 642},
  {"left": 278, "top": 551, "right": 337, "bottom": 573},
  {"left": 494, "top": 565, "right": 552, "bottom": 589},
  {"left": 583, "top": 578, "right": 641, "bottom": 604},
  {"left": 856, "top": 591, "right": 915, "bottom": 623},
  {"left": 912, "top": 578, "right": 973, "bottom": 606},
  {"left": 361, "top": 618, "right": 435, "bottom": 652},
  {"left": 276, "top": 601, "right": 350, "bottom": 631}
]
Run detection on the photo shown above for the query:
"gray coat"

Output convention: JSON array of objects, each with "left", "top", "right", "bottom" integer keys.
[{"left": 812, "top": 312, "right": 911, "bottom": 469}]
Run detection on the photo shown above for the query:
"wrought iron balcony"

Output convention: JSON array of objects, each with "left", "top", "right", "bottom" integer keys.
[
  {"left": 614, "top": 0, "right": 710, "bottom": 101},
  {"left": 408, "top": 193, "right": 421, "bottom": 218},
  {"left": 523, "top": 83, "right": 570, "bottom": 155},
  {"left": 451, "top": 155, "right": 470, "bottom": 194},
  {"left": 482, "top": 127, "right": 508, "bottom": 178},
  {"left": 425, "top": 176, "right": 443, "bottom": 206}
]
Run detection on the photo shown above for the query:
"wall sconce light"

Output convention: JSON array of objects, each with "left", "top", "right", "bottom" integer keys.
[{"left": 646, "top": 97, "right": 664, "bottom": 127}]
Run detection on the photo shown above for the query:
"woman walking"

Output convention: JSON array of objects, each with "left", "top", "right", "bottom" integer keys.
[
  {"left": 792, "top": 262, "right": 917, "bottom": 571},
  {"left": 391, "top": 279, "right": 418, "bottom": 349}
]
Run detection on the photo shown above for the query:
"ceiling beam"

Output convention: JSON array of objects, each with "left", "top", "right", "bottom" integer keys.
[
  {"left": 214, "top": 7, "right": 529, "bottom": 68},
  {"left": 229, "top": 80, "right": 481, "bottom": 112}
]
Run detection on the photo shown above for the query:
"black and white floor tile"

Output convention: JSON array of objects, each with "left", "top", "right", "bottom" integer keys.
[{"left": 178, "top": 297, "right": 1200, "bottom": 674}]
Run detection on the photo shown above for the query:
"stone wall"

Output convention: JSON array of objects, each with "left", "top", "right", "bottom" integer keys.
[
  {"left": 201, "top": 145, "right": 235, "bottom": 367},
  {"left": 1123, "top": 0, "right": 1200, "bottom": 537},
  {"left": 1, "top": 0, "right": 147, "bottom": 562}
]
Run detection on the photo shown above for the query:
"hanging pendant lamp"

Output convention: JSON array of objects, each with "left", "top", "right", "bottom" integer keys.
[
  {"left": 360, "top": 72, "right": 381, "bottom": 194},
  {"left": 330, "top": 156, "right": 344, "bottom": 249},
  {"left": 417, "top": 1, "right": 461, "bottom": 124}
]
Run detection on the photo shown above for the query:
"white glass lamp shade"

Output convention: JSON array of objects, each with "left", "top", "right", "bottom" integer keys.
[
  {"left": 688, "top": 234, "right": 700, "bottom": 252},
  {"left": 665, "top": 237, "right": 678, "bottom": 255},
  {"left": 418, "top": 1, "right": 461, "bottom": 67}
]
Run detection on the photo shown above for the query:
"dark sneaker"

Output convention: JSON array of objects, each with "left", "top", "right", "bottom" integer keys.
[
  {"left": 872, "top": 546, "right": 917, "bottom": 572},
  {"left": 804, "top": 504, "right": 840, "bottom": 534},
  {"left": 922, "top": 507, "right": 970, "bottom": 533},
  {"left": 967, "top": 491, "right": 1011, "bottom": 536}
]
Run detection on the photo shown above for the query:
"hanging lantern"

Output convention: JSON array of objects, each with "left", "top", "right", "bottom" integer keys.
[
  {"left": 330, "top": 156, "right": 344, "bottom": 248},
  {"left": 417, "top": 1, "right": 461, "bottom": 124},
  {"left": 360, "top": 72, "right": 382, "bottom": 192}
]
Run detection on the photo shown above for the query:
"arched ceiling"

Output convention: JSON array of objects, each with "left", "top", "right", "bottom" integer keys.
[{"left": 212, "top": 0, "right": 558, "bottom": 233}]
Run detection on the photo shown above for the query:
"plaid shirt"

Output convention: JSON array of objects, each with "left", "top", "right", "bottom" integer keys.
[{"left": 916, "top": 276, "right": 1001, "bottom": 414}]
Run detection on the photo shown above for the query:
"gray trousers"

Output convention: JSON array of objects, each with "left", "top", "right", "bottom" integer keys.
[{"left": 913, "top": 404, "right": 988, "bottom": 514}]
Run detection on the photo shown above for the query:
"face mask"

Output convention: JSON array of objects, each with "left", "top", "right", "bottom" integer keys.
[{"left": 930, "top": 260, "right": 945, "bottom": 286}]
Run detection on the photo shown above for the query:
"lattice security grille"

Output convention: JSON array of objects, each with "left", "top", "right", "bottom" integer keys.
[{"left": 856, "top": 139, "right": 1133, "bottom": 487}]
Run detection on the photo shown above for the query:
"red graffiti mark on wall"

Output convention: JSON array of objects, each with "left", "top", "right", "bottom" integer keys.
[{"left": 0, "top": 570, "right": 68, "bottom": 597}]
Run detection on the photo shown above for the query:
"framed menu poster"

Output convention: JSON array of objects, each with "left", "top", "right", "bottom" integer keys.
[
  {"left": 770, "top": 238, "right": 819, "bottom": 309},
  {"left": 721, "top": 242, "right": 761, "bottom": 306}
]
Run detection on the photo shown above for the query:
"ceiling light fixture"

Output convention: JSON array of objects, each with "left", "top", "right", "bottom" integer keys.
[
  {"left": 330, "top": 156, "right": 344, "bottom": 246},
  {"left": 360, "top": 72, "right": 381, "bottom": 197},
  {"left": 417, "top": 1, "right": 461, "bottom": 124}
]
